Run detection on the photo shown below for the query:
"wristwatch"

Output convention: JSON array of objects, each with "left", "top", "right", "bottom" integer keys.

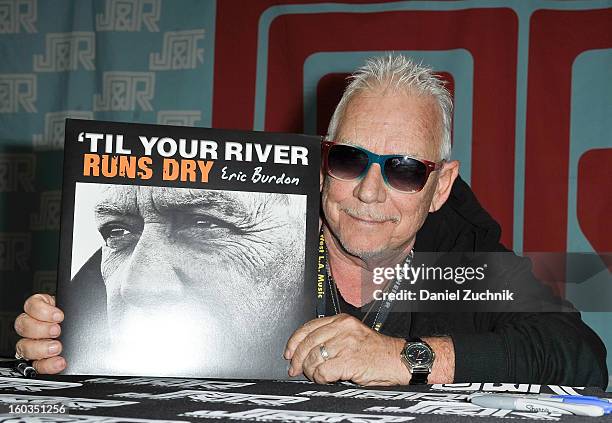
[{"left": 400, "top": 337, "right": 435, "bottom": 385}]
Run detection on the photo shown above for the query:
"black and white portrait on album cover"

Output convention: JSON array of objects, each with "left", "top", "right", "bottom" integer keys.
[{"left": 62, "top": 182, "right": 308, "bottom": 378}]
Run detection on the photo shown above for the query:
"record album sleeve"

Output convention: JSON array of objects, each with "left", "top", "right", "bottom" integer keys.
[{"left": 57, "top": 119, "right": 321, "bottom": 378}]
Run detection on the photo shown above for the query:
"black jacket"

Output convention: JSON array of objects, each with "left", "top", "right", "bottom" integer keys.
[{"left": 351, "top": 176, "right": 607, "bottom": 388}]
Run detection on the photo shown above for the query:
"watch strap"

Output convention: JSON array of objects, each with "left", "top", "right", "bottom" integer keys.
[{"left": 409, "top": 369, "right": 429, "bottom": 385}]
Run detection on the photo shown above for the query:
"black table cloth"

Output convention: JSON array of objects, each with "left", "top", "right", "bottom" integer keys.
[{"left": 0, "top": 367, "right": 610, "bottom": 422}]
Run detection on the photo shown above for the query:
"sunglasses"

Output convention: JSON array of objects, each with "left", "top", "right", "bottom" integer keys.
[{"left": 322, "top": 141, "right": 444, "bottom": 193}]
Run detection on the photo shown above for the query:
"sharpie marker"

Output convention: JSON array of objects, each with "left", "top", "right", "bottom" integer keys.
[
  {"left": 536, "top": 395, "right": 612, "bottom": 414},
  {"left": 14, "top": 360, "right": 37, "bottom": 378},
  {"left": 470, "top": 392, "right": 612, "bottom": 414},
  {"left": 470, "top": 394, "right": 605, "bottom": 417}
]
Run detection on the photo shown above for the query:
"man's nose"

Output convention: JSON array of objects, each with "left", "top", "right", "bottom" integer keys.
[
  {"left": 119, "top": 225, "right": 185, "bottom": 307},
  {"left": 354, "top": 163, "right": 387, "bottom": 203}
]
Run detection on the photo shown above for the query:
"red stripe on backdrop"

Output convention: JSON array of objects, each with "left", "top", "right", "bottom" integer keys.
[
  {"left": 524, "top": 8, "right": 612, "bottom": 253},
  {"left": 316, "top": 73, "right": 350, "bottom": 136}
]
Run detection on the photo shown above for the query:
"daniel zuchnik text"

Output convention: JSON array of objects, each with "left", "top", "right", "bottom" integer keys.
[
  {"left": 374, "top": 289, "right": 515, "bottom": 302},
  {"left": 372, "top": 263, "right": 515, "bottom": 302}
]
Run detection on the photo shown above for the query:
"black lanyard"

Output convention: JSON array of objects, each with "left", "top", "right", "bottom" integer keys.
[{"left": 316, "top": 230, "right": 412, "bottom": 332}]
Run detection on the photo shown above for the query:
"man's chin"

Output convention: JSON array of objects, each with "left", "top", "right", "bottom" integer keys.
[{"left": 338, "top": 239, "right": 389, "bottom": 262}]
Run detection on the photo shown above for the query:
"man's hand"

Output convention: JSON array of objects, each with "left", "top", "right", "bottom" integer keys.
[
  {"left": 284, "top": 314, "right": 410, "bottom": 386},
  {"left": 14, "top": 294, "right": 66, "bottom": 374}
]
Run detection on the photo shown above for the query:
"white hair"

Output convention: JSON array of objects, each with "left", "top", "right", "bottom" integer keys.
[{"left": 327, "top": 54, "right": 453, "bottom": 161}]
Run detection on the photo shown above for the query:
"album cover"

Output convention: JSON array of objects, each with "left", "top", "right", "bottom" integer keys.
[{"left": 57, "top": 119, "right": 321, "bottom": 378}]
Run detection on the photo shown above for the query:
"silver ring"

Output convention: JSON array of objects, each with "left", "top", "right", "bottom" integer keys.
[{"left": 319, "top": 344, "right": 329, "bottom": 360}]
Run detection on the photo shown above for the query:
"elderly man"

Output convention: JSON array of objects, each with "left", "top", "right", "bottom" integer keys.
[{"left": 14, "top": 55, "right": 607, "bottom": 387}]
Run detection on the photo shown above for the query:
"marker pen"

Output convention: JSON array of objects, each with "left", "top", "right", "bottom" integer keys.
[
  {"left": 14, "top": 361, "right": 37, "bottom": 378},
  {"left": 470, "top": 394, "right": 605, "bottom": 417}
]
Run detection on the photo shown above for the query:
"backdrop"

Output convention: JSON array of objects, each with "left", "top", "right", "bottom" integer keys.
[{"left": 0, "top": 0, "right": 610, "bottom": 386}]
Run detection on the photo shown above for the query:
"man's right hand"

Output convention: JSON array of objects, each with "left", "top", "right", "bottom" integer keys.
[{"left": 14, "top": 294, "right": 66, "bottom": 374}]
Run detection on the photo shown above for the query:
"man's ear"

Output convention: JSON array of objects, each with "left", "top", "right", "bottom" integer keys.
[{"left": 429, "top": 160, "right": 460, "bottom": 212}]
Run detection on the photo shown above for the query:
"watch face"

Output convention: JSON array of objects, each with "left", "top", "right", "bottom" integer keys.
[{"left": 406, "top": 344, "right": 433, "bottom": 366}]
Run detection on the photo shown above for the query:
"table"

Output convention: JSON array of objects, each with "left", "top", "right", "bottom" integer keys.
[{"left": 0, "top": 367, "right": 610, "bottom": 422}]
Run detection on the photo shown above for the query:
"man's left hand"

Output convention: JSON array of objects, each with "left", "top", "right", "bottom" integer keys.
[{"left": 284, "top": 314, "right": 409, "bottom": 386}]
